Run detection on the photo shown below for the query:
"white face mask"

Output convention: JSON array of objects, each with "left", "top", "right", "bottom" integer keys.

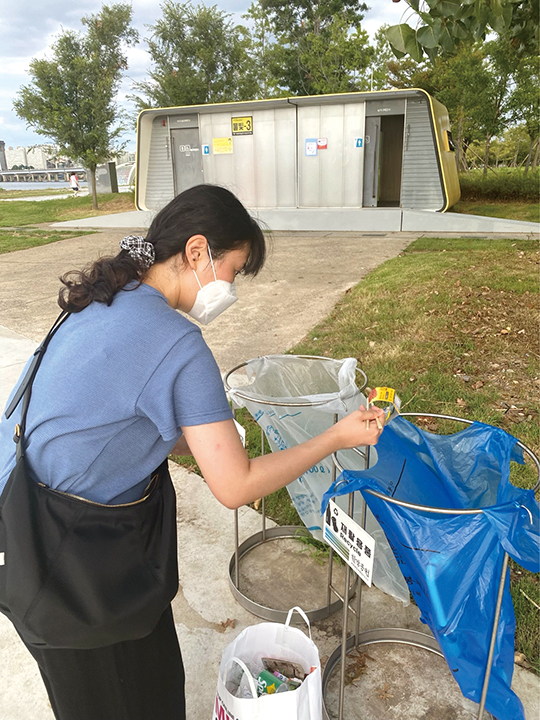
[{"left": 187, "top": 247, "right": 238, "bottom": 325}]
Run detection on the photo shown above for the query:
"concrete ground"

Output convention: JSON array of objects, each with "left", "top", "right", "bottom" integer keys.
[
  {"left": 0, "top": 224, "right": 538, "bottom": 719},
  {"left": 50, "top": 206, "right": 540, "bottom": 234}
]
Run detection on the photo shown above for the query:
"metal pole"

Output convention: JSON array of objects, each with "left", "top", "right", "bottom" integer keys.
[
  {"left": 477, "top": 552, "right": 509, "bottom": 719},
  {"left": 327, "top": 547, "right": 335, "bottom": 609},
  {"left": 338, "top": 491, "right": 355, "bottom": 720},
  {"left": 328, "top": 414, "right": 338, "bottom": 609},
  {"left": 234, "top": 508, "right": 240, "bottom": 588},
  {"left": 261, "top": 427, "right": 266, "bottom": 542},
  {"left": 233, "top": 407, "right": 240, "bottom": 588},
  {"left": 355, "top": 500, "right": 368, "bottom": 645},
  {"left": 354, "top": 445, "right": 369, "bottom": 645}
]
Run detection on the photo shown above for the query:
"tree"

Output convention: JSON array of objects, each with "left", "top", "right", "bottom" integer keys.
[
  {"left": 294, "top": 15, "right": 374, "bottom": 94},
  {"left": 369, "top": 25, "right": 394, "bottom": 90},
  {"left": 386, "top": 0, "right": 539, "bottom": 62},
  {"left": 242, "top": 2, "right": 284, "bottom": 99},
  {"left": 258, "top": 0, "right": 372, "bottom": 95},
  {"left": 438, "top": 50, "right": 492, "bottom": 172},
  {"left": 130, "top": 2, "right": 258, "bottom": 110},
  {"left": 509, "top": 54, "right": 540, "bottom": 173},
  {"left": 477, "top": 37, "right": 517, "bottom": 175},
  {"left": 13, "top": 4, "right": 138, "bottom": 209},
  {"left": 488, "top": 125, "right": 530, "bottom": 167},
  {"left": 382, "top": 34, "right": 530, "bottom": 176},
  {"left": 370, "top": 24, "right": 430, "bottom": 91},
  {"left": 380, "top": 2, "right": 538, "bottom": 176}
]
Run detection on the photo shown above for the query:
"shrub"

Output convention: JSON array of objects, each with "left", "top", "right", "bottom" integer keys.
[{"left": 459, "top": 168, "right": 540, "bottom": 202}]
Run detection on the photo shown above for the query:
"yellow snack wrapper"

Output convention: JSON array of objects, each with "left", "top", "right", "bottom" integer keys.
[{"left": 367, "top": 387, "right": 401, "bottom": 422}]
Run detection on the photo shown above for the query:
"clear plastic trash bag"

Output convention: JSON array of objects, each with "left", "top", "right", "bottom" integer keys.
[
  {"left": 321, "top": 416, "right": 540, "bottom": 720},
  {"left": 227, "top": 355, "right": 409, "bottom": 605}
]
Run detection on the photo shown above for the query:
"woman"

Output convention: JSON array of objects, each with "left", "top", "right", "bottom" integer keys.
[
  {"left": 0, "top": 184, "right": 384, "bottom": 720},
  {"left": 69, "top": 172, "right": 80, "bottom": 196}
]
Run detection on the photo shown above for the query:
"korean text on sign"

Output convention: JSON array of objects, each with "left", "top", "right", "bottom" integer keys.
[
  {"left": 323, "top": 499, "right": 375, "bottom": 586},
  {"left": 231, "top": 116, "right": 253, "bottom": 135}
]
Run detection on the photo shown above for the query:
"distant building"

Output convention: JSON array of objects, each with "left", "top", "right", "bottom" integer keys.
[
  {"left": 0, "top": 142, "right": 133, "bottom": 174},
  {"left": 6, "top": 146, "right": 28, "bottom": 169},
  {"left": 27, "top": 145, "right": 57, "bottom": 169},
  {"left": 114, "top": 151, "right": 136, "bottom": 165},
  {"left": 0, "top": 141, "right": 7, "bottom": 171},
  {"left": 4, "top": 144, "right": 58, "bottom": 170}
]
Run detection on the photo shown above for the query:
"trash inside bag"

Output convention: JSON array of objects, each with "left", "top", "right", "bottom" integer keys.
[
  {"left": 227, "top": 355, "right": 410, "bottom": 605},
  {"left": 214, "top": 607, "right": 322, "bottom": 720},
  {"left": 225, "top": 657, "right": 305, "bottom": 698},
  {"left": 321, "top": 416, "right": 540, "bottom": 720}
]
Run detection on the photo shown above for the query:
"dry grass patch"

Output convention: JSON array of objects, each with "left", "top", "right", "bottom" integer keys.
[{"left": 295, "top": 238, "right": 539, "bottom": 448}]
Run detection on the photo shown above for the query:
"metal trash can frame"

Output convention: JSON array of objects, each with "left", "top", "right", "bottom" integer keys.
[
  {"left": 321, "top": 413, "right": 540, "bottom": 720},
  {"left": 225, "top": 355, "right": 368, "bottom": 623}
]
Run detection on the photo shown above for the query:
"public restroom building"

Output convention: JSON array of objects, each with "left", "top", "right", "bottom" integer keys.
[{"left": 135, "top": 89, "right": 460, "bottom": 229}]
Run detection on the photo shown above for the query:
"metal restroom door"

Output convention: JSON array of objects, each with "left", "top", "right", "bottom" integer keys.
[
  {"left": 170, "top": 128, "right": 204, "bottom": 196},
  {"left": 362, "top": 116, "right": 381, "bottom": 207}
]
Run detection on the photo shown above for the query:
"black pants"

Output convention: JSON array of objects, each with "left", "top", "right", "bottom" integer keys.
[{"left": 20, "top": 606, "right": 185, "bottom": 720}]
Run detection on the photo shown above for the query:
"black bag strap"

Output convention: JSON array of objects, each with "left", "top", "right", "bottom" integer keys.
[{"left": 5, "top": 311, "right": 70, "bottom": 460}]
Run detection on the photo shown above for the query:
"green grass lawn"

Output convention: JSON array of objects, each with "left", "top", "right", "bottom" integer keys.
[
  {"left": 451, "top": 200, "right": 539, "bottom": 223},
  {"left": 0, "top": 187, "right": 75, "bottom": 199},
  {"left": 0, "top": 229, "right": 96, "bottom": 254},
  {"left": 0, "top": 192, "right": 135, "bottom": 227},
  {"left": 290, "top": 236, "right": 538, "bottom": 468},
  {"left": 175, "top": 235, "right": 540, "bottom": 671}
]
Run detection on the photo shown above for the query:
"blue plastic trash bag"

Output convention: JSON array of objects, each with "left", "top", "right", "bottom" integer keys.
[{"left": 321, "top": 416, "right": 540, "bottom": 720}]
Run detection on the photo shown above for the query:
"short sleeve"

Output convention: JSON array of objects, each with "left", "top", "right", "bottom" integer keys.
[{"left": 135, "top": 329, "right": 233, "bottom": 441}]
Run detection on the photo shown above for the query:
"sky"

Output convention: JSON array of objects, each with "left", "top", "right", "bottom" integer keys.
[{"left": 0, "top": 0, "right": 410, "bottom": 153}]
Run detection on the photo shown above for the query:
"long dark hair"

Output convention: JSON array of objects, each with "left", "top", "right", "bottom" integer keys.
[{"left": 58, "top": 184, "right": 266, "bottom": 312}]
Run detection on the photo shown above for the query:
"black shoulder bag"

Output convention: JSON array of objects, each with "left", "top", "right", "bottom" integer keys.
[{"left": 0, "top": 312, "right": 179, "bottom": 649}]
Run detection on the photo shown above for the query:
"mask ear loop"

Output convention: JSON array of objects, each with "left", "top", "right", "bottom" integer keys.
[
  {"left": 207, "top": 246, "right": 217, "bottom": 280},
  {"left": 192, "top": 245, "right": 217, "bottom": 288}
]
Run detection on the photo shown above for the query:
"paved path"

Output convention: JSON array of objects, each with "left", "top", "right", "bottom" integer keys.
[
  {"left": 0, "top": 187, "right": 133, "bottom": 202},
  {"left": 0, "top": 228, "right": 413, "bottom": 370},
  {"left": 1, "top": 226, "right": 538, "bottom": 720}
]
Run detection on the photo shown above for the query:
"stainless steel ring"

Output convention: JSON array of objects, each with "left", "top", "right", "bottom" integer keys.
[
  {"left": 228, "top": 525, "right": 358, "bottom": 623},
  {"left": 224, "top": 355, "right": 368, "bottom": 406}
]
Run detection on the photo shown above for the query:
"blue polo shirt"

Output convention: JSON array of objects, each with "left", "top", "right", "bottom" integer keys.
[{"left": 0, "top": 283, "right": 233, "bottom": 504}]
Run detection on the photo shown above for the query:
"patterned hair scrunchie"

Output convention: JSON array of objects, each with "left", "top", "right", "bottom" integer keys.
[{"left": 119, "top": 235, "right": 155, "bottom": 269}]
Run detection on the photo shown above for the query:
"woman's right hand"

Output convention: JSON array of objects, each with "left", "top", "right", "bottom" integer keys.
[{"left": 328, "top": 405, "right": 386, "bottom": 451}]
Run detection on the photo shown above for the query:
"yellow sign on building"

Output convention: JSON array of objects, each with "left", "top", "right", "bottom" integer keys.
[
  {"left": 212, "top": 137, "right": 234, "bottom": 154},
  {"left": 231, "top": 116, "right": 253, "bottom": 135}
]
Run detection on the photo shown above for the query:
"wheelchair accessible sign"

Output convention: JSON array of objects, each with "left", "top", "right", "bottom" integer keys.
[{"left": 324, "top": 500, "right": 375, "bottom": 586}]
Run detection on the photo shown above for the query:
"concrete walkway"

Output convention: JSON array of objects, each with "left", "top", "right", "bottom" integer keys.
[
  {"left": 50, "top": 207, "right": 540, "bottom": 234},
  {"left": 0, "top": 225, "right": 538, "bottom": 719},
  {"left": 0, "top": 187, "right": 133, "bottom": 202},
  {"left": 0, "top": 191, "right": 89, "bottom": 202}
]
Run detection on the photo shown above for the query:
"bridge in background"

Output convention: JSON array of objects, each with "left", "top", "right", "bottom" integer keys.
[{"left": 0, "top": 168, "right": 87, "bottom": 182}]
